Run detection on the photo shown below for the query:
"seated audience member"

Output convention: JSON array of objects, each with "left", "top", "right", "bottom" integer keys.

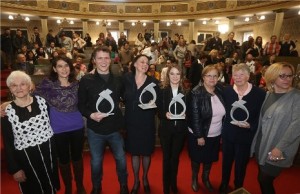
[
  {"left": 46, "top": 41, "right": 57, "bottom": 56},
  {"left": 73, "top": 32, "right": 86, "bottom": 53},
  {"left": 216, "top": 62, "right": 229, "bottom": 85},
  {"left": 160, "top": 59, "right": 172, "bottom": 83},
  {"left": 263, "top": 35, "right": 281, "bottom": 56},
  {"left": 207, "top": 49, "right": 219, "bottom": 65},
  {"left": 279, "top": 33, "right": 297, "bottom": 56},
  {"left": 263, "top": 54, "right": 276, "bottom": 67},
  {"left": 258, "top": 65, "right": 268, "bottom": 90},
  {"left": 26, "top": 50, "right": 38, "bottom": 65},
  {"left": 232, "top": 51, "right": 241, "bottom": 65},
  {"left": 245, "top": 54, "right": 256, "bottom": 74},
  {"left": 36, "top": 47, "right": 49, "bottom": 59},
  {"left": 61, "top": 47, "right": 73, "bottom": 59},
  {"left": 73, "top": 56, "right": 87, "bottom": 74},
  {"left": 12, "top": 53, "right": 35, "bottom": 75},
  {"left": 147, "top": 64, "right": 160, "bottom": 81},
  {"left": 223, "top": 32, "right": 237, "bottom": 58}
]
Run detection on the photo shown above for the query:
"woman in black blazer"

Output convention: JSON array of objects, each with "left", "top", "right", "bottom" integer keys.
[{"left": 157, "top": 63, "right": 188, "bottom": 194}]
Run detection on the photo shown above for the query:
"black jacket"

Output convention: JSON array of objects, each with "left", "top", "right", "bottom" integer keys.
[
  {"left": 78, "top": 71, "right": 124, "bottom": 135},
  {"left": 157, "top": 86, "right": 188, "bottom": 136},
  {"left": 187, "top": 84, "right": 225, "bottom": 138}
]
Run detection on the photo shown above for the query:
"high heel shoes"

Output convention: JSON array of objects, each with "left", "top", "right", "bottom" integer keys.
[{"left": 130, "top": 181, "right": 140, "bottom": 194}]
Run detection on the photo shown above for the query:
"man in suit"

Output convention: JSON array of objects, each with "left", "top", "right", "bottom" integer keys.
[{"left": 188, "top": 52, "right": 208, "bottom": 89}]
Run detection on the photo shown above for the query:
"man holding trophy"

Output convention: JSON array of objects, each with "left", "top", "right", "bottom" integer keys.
[
  {"left": 219, "top": 63, "right": 266, "bottom": 194},
  {"left": 78, "top": 46, "right": 129, "bottom": 194}
]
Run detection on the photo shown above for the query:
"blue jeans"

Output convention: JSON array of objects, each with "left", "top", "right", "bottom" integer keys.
[{"left": 87, "top": 129, "right": 128, "bottom": 188}]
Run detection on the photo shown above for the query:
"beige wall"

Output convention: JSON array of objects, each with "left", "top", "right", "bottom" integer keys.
[{"left": 1, "top": 17, "right": 299, "bottom": 50}]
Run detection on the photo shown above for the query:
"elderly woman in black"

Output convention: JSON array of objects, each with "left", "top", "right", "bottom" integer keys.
[
  {"left": 187, "top": 65, "right": 225, "bottom": 193},
  {"left": 157, "top": 63, "right": 187, "bottom": 194},
  {"left": 1, "top": 71, "right": 59, "bottom": 194}
]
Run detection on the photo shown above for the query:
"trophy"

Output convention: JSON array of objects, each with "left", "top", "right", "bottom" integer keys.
[
  {"left": 95, "top": 89, "right": 115, "bottom": 117},
  {"left": 230, "top": 99, "right": 250, "bottom": 127},
  {"left": 138, "top": 82, "right": 157, "bottom": 109},
  {"left": 168, "top": 93, "right": 186, "bottom": 120}
]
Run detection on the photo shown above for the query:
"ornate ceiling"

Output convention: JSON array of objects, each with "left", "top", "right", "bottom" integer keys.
[{"left": 1, "top": 0, "right": 299, "bottom": 26}]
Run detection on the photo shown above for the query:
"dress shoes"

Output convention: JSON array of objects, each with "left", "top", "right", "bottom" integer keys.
[{"left": 120, "top": 184, "right": 129, "bottom": 194}]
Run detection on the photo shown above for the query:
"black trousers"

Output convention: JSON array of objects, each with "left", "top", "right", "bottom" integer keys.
[
  {"left": 54, "top": 128, "right": 85, "bottom": 164},
  {"left": 160, "top": 130, "right": 186, "bottom": 192},
  {"left": 221, "top": 139, "right": 251, "bottom": 188},
  {"left": 258, "top": 164, "right": 283, "bottom": 194}
]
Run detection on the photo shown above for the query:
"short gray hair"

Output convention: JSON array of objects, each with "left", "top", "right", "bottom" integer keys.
[
  {"left": 6, "top": 70, "right": 32, "bottom": 87},
  {"left": 232, "top": 63, "right": 250, "bottom": 75}
]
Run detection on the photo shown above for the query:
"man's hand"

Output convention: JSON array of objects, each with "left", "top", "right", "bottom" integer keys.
[{"left": 90, "top": 112, "right": 107, "bottom": 122}]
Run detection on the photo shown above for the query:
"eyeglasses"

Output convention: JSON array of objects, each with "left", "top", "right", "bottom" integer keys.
[
  {"left": 279, "top": 74, "right": 294, "bottom": 80},
  {"left": 204, "top": 74, "right": 218, "bottom": 79}
]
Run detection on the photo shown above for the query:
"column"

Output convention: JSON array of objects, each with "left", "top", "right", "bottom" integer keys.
[
  {"left": 188, "top": 19, "right": 195, "bottom": 42},
  {"left": 227, "top": 16, "right": 236, "bottom": 33},
  {"left": 153, "top": 20, "right": 160, "bottom": 42},
  {"left": 272, "top": 9, "right": 286, "bottom": 38},
  {"left": 40, "top": 16, "right": 48, "bottom": 44},
  {"left": 82, "top": 19, "right": 88, "bottom": 37},
  {"left": 119, "top": 20, "right": 125, "bottom": 33}
]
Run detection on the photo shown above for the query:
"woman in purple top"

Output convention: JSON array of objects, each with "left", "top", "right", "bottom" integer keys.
[{"left": 34, "top": 56, "right": 86, "bottom": 194}]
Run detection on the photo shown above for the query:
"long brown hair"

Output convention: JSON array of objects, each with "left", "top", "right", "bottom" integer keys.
[{"left": 161, "top": 63, "right": 186, "bottom": 93}]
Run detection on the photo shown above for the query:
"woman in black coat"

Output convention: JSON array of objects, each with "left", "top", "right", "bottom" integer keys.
[
  {"left": 187, "top": 65, "right": 226, "bottom": 193},
  {"left": 157, "top": 63, "right": 188, "bottom": 194}
]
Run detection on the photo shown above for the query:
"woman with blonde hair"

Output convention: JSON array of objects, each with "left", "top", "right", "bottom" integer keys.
[
  {"left": 251, "top": 62, "right": 300, "bottom": 194},
  {"left": 158, "top": 63, "right": 188, "bottom": 194}
]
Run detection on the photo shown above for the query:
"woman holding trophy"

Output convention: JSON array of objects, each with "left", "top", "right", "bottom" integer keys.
[
  {"left": 187, "top": 65, "right": 225, "bottom": 193},
  {"left": 122, "top": 54, "right": 159, "bottom": 194},
  {"left": 157, "top": 63, "right": 188, "bottom": 194},
  {"left": 219, "top": 63, "right": 266, "bottom": 194}
]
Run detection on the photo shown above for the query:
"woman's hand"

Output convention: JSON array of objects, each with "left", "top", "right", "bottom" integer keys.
[
  {"left": 13, "top": 170, "right": 26, "bottom": 182},
  {"left": 197, "top": 138, "right": 205, "bottom": 146},
  {"left": 268, "top": 148, "right": 284, "bottom": 161},
  {"left": 166, "top": 112, "right": 171, "bottom": 119}
]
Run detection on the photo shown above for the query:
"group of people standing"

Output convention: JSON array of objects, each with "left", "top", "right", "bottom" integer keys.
[{"left": 1, "top": 44, "right": 300, "bottom": 194}]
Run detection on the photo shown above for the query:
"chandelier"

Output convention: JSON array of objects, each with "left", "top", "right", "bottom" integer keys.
[
  {"left": 57, "top": 18, "right": 74, "bottom": 25},
  {"left": 8, "top": 14, "right": 30, "bottom": 21}
]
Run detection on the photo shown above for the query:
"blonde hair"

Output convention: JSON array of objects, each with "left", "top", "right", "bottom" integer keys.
[
  {"left": 6, "top": 70, "right": 32, "bottom": 88},
  {"left": 264, "top": 62, "right": 295, "bottom": 92}
]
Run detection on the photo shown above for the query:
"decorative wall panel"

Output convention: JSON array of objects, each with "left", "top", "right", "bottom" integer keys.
[
  {"left": 161, "top": 4, "right": 188, "bottom": 12},
  {"left": 48, "top": 1, "right": 79, "bottom": 11},
  {"left": 196, "top": 1, "right": 226, "bottom": 11},
  {"left": 89, "top": 4, "right": 117, "bottom": 13},
  {"left": 2, "top": 0, "right": 37, "bottom": 6},
  {"left": 125, "top": 5, "right": 152, "bottom": 13}
]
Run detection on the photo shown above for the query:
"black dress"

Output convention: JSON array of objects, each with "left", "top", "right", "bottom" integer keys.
[
  {"left": 1, "top": 96, "right": 59, "bottom": 194},
  {"left": 122, "top": 73, "right": 159, "bottom": 155}
]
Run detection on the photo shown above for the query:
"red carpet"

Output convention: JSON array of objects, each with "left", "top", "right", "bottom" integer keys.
[{"left": 1, "top": 147, "right": 300, "bottom": 194}]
